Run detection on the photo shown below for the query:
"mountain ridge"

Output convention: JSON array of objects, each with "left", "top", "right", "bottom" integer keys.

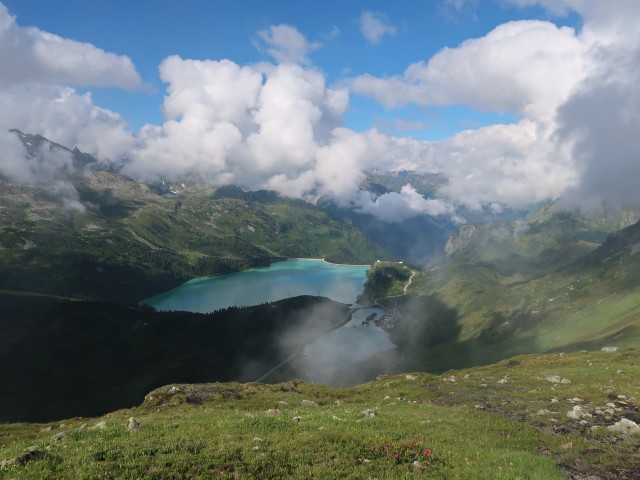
[{"left": 0, "top": 131, "right": 391, "bottom": 303}]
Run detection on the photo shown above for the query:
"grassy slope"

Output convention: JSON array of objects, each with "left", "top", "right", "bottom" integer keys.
[
  {"left": 1, "top": 349, "right": 638, "bottom": 479},
  {"left": 414, "top": 217, "right": 640, "bottom": 359},
  {"left": 0, "top": 172, "right": 389, "bottom": 303}
]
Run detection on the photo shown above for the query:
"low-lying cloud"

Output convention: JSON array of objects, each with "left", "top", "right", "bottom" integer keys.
[{"left": 351, "top": 185, "right": 456, "bottom": 223}]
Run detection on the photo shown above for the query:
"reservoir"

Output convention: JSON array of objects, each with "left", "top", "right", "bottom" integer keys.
[
  {"left": 141, "top": 258, "right": 396, "bottom": 386},
  {"left": 141, "top": 259, "right": 369, "bottom": 313}
]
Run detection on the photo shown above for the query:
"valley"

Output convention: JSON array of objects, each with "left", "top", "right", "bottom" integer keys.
[{"left": 2, "top": 133, "right": 640, "bottom": 478}]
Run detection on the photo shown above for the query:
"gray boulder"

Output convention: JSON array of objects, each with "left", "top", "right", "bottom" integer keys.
[{"left": 607, "top": 418, "right": 640, "bottom": 436}]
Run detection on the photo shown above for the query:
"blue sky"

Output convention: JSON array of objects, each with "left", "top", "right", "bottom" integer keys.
[{"left": 2, "top": 0, "right": 577, "bottom": 139}]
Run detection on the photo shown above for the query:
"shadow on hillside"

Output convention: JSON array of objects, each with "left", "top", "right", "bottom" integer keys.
[
  {"left": 76, "top": 187, "right": 143, "bottom": 219},
  {"left": 0, "top": 295, "right": 348, "bottom": 423},
  {"left": 378, "top": 295, "right": 545, "bottom": 375}
]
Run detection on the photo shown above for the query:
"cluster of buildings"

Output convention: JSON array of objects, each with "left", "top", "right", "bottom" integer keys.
[{"left": 380, "top": 308, "right": 401, "bottom": 328}]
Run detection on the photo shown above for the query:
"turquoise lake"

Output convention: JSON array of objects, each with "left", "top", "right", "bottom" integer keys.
[{"left": 141, "top": 259, "right": 370, "bottom": 313}]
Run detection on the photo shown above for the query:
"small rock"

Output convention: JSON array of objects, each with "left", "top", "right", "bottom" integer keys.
[
  {"left": 618, "top": 395, "right": 627, "bottom": 400},
  {"left": 544, "top": 375, "right": 571, "bottom": 384},
  {"left": 331, "top": 415, "right": 343, "bottom": 421},
  {"left": 292, "top": 416, "right": 301, "bottom": 422},
  {"left": 39, "top": 426, "right": 52, "bottom": 432},
  {"left": 550, "top": 398, "right": 559, "bottom": 404},
  {"left": 616, "top": 370, "right": 624, "bottom": 375},
  {"left": 567, "top": 397, "right": 583, "bottom": 404},
  {"left": 89, "top": 421, "right": 107, "bottom": 431},
  {"left": 277, "top": 400, "right": 289, "bottom": 406},
  {"left": 579, "top": 420, "right": 589, "bottom": 426},
  {"left": 537, "top": 409, "right": 551, "bottom": 415},
  {"left": 59, "top": 424, "right": 67, "bottom": 429},
  {"left": 334, "top": 400, "right": 343, "bottom": 406},
  {"left": 607, "top": 418, "right": 640, "bottom": 436},
  {"left": 252, "top": 437, "right": 263, "bottom": 442},
  {"left": 50, "top": 431, "right": 69, "bottom": 442},
  {"left": 497, "top": 378, "right": 509, "bottom": 384},
  {"left": 560, "top": 442, "right": 573, "bottom": 450},
  {"left": 444, "top": 375, "right": 456, "bottom": 382},
  {"left": 601, "top": 346, "right": 618, "bottom": 352},
  {"left": 405, "top": 374, "right": 418, "bottom": 380},
  {"left": 300, "top": 400, "right": 319, "bottom": 407},
  {"left": 479, "top": 383, "right": 488, "bottom": 388},
  {"left": 252, "top": 446, "right": 260, "bottom": 451},
  {"left": 362, "top": 409, "right": 376, "bottom": 418},
  {"left": 0, "top": 447, "right": 47, "bottom": 468},
  {"left": 77, "top": 424, "right": 88, "bottom": 433},
  {"left": 567, "top": 405, "right": 592, "bottom": 420},
  {"left": 125, "top": 417, "right": 143, "bottom": 434},
  {"left": 266, "top": 409, "right": 279, "bottom": 415}
]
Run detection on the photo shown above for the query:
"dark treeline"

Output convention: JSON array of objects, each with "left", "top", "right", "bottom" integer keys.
[{"left": 0, "top": 294, "right": 349, "bottom": 423}]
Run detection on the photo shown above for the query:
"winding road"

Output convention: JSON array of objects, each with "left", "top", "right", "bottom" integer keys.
[{"left": 403, "top": 270, "right": 416, "bottom": 294}]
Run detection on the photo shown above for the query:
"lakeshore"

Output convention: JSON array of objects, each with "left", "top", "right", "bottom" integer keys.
[
  {"left": 141, "top": 259, "right": 370, "bottom": 313},
  {"left": 291, "top": 257, "right": 371, "bottom": 267}
]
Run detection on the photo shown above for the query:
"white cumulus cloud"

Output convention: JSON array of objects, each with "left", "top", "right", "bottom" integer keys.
[
  {"left": 0, "top": 3, "right": 141, "bottom": 89},
  {"left": 256, "top": 24, "right": 320, "bottom": 64},
  {"left": 352, "top": 20, "right": 587, "bottom": 121},
  {"left": 359, "top": 11, "right": 397, "bottom": 45}
]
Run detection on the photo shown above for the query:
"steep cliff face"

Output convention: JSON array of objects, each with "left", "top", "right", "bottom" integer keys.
[{"left": 443, "top": 224, "right": 478, "bottom": 256}]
